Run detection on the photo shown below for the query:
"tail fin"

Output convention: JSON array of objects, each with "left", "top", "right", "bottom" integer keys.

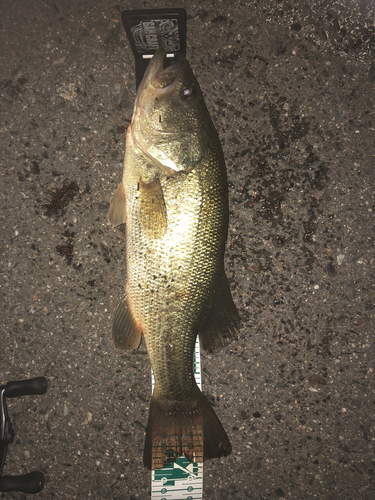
[{"left": 143, "top": 389, "right": 231, "bottom": 470}]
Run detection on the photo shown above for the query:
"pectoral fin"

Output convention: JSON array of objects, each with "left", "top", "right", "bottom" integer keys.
[
  {"left": 198, "top": 273, "right": 241, "bottom": 353},
  {"left": 137, "top": 177, "right": 167, "bottom": 239},
  {"left": 107, "top": 182, "right": 127, "bottom": 227},
  {"left": 112, "top": 293, "right": 142, "bottom": 350}
]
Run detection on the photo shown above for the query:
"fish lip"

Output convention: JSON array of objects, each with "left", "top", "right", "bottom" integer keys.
[
  {"left": 132, "top": 50, "right": 187, "bottom": 138},
  {"left": 141, "top": 48, "right": 166, "bottom": 88},
  {"left": 130, "top": 50, "right": 191, "bottom": 174},
  {"left": 139, "top": 49, "right": 188, "bottom": 96},
  {"left": 133, "top": 50, "right": 172, "bottom": 120}
]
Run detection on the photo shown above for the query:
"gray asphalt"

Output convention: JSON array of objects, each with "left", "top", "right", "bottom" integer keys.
[{"left": 1, "top": 1, "right": 374, "bottom": 499}]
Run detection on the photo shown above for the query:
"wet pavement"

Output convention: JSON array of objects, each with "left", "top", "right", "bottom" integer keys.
[{"left": 1, "top": 0, "right": 374, "bottom": 499}]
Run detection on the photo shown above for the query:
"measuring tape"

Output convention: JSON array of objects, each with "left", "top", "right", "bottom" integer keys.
[{"left": 151, "top": 338, "right": 203, "bottom": 500}]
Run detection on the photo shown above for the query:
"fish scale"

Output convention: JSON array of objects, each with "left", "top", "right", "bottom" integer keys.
[{"left": 128, "top": 165, "right": 226, "bottom": 400}]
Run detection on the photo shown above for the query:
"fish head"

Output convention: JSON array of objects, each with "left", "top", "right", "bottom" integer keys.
[{"left": 131, "top": 49, "right": 213, "bottom": 175}]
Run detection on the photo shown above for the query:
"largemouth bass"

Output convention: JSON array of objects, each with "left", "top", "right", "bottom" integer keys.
[{"left": 108, "top": 49, "right": 240, "bottom": 470}]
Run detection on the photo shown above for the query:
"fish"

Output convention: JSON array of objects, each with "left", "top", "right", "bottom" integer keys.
[{"left": 107, "top": 49, "right": 240, "bottom": 470}]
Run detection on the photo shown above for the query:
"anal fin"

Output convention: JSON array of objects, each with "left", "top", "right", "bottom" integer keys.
[
  {"left": 112, "top": 294, "right": 142, "bottom": 350},
  {"left": 199, "top": 273, "right": 241, "bottom": 353}
]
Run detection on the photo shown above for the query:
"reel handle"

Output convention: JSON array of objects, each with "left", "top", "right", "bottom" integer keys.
[
  {"left": 0, "top": 471, "right": 44, "bottom": 493},
  {"left": 5, "top": 377, "right": 47, "bottom": 398}
]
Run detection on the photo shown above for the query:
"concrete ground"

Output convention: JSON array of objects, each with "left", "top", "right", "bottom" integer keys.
[{"left": 0, "top": 0, "right": 374, "bottom": 498}]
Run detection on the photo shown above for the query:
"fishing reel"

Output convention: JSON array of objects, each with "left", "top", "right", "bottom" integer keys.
[{"left": 0, "top": 377, "right": 47, "bottom": 494}]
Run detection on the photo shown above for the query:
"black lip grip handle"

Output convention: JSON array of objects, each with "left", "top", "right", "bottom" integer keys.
[
  {"left": 0, "top": 471, "right": 44, "bottom": 493},
  {"left": 5, "top": 377, "right": 47, "bottom": 398},
  {"left": 121, "top": 8, "right": 187, "bottom": 89}
]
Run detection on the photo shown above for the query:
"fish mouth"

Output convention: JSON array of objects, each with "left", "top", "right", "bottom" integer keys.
[
  {"left": 130, "top": 50, "right": 191, "bottom": 174},
  {"left": 138, "top": 48, "right": 166, "bottom": 93},
  {"left": 150, "top": 55, "right": 189, "bottom": 90},
  {"left": 136, "top": 49, "right": 189, "bottom": 103},
  {"left": 132, "top": 49, "right": 182, "bottom": 131},
  {"left": 135, "top": 48, "right": 190, "bottom": 101}
]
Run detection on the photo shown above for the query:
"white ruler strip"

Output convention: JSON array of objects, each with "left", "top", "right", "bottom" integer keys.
[{"left": 151, "top": 338, "right": 203, "bottom": 500}]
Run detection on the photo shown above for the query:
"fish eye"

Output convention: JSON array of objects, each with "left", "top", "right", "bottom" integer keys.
[{"left": 181, "top": 86, "right": 194, "bottom": 100}]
